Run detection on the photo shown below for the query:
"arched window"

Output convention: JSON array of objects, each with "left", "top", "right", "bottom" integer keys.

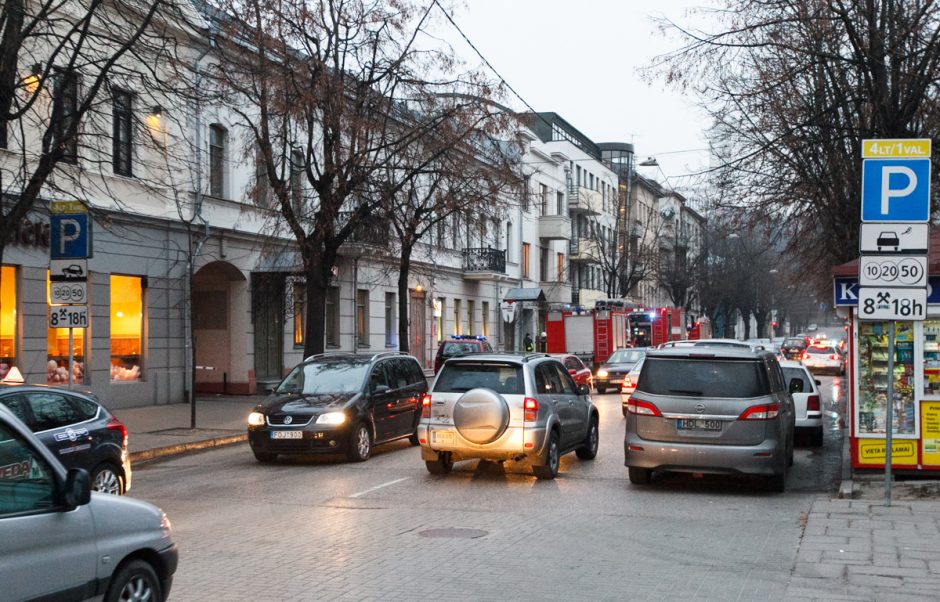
[{"left": 209, "top": 124, "right": 227, "bottom": 197}]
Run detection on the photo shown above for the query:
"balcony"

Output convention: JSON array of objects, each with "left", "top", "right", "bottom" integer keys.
[
  {"left": 538, "top": 214, "right": 571, "bottom": 240},
  {"left": 569, "top": 238, "right": 601, "bottom": 263},
  {"left": 463, "top": 247, "right": 511, "bottom": 281},
  {"left": 338, "top": 211, "right": 388, "bottom": 256},
  {"left": 568, "top": 186, "right": 602, "bottom": 215}
]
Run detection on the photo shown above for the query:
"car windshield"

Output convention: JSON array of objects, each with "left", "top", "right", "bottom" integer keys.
[
  {"left": 607, "top": 349, "right": 645, "bottom": 364},
  {"left": 434, "top": 362, "right": 525, "bottom": 395},
  {"left": 275, "top": 360, "right": 370, "bottom": 395},
  {"left": 806, "top": 346, "right": 835, "bottom": 355},
  {"left": 637, "top": 358, "right": 770, "bottom": 398},
  {"left": 442, "top": 342, "right": 479, "bottom": 356},
  {"left": 784, "top": 338, "right": 805, "bottom": 347}
]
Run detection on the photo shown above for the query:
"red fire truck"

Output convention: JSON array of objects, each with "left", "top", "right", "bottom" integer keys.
[{"left": 545, "top": 304, "right": 628, "bottom": 368}]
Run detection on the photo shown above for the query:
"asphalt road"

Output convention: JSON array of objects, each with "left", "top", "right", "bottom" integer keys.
[{"left": 133, "top": 376, "right": 846, "bottom": 601}]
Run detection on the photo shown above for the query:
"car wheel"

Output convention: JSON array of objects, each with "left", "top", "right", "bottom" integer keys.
[
  {"left": 425, "top": 452, "right": 453, "bottom": 475},
  {"left": 252, "top": 449, "right": 278, "bottom": 463},
  {"left": 346, "top": 422, "right": 372, "bottom": 462},
  {"left": 533, "top": 430, "right": 560, "bottom": 480},
  {"left": 810, "top": 426, "right": 824, "bottom": 447},
  {"left": 575, "top": 416, "right": 599, "bottom": 460},
  {"left": 628, "top": 466, "right": 652, "bottom": 484},
  {"left": 408, "top": 425, "right": 420, "bottom": 446},
  {"left": 596, "top": 385, "right": 606, "bottom": 395},
  {"left": 104, "top": 559, "right": 163, "bottom": 602},
  {"left": 91, "top": 462, "right": 123, "bottom": 495}
]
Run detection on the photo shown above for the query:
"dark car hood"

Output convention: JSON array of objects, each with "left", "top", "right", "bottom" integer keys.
[{"left": 260, "top": 392, "right": 358, "bottom": 415}]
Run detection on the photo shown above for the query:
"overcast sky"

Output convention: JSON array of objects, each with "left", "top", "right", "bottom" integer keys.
[{"left": 430, "top": 0, "right": 716, "bottom": 191}]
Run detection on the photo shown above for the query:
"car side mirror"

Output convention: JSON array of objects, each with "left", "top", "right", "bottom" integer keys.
[
  {"left": 372, "top": 384, "right": 391, "bottom": 395},
  {"left": 815, "top": 379, "right": 822, "bottom": 386},
  {"left": 788, "top": 378, "right": 804, "bottom": 394},
  {"left": 577, "top": 383, "right": 591, "bottom": 396},
  {"left": 266, "top": 385, "right": 278, "bottom": 394},
  {"left": 63, "top": 468, "right": 91, "bottom": 508}
]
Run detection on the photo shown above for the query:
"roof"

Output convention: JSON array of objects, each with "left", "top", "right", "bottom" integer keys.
[
  {"left": 504, "top": 288, "right": 546, "bottom": 303},
  {"left": 647, "top": 347, "right": 772, "bottom": 360},
  {"left": 832, "top": 226, "right": 940, "bottom": 277}
]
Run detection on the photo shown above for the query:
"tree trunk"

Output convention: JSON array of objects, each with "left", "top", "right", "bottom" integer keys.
[
  {"left": 754, "top": 309, "right": 769, "bottom": 339},
  {"left": 302, "top": 247, "right": 335, "bottom": 357},
  {"left": 397, "top": 246, "right": 414, "bottom": 353}
]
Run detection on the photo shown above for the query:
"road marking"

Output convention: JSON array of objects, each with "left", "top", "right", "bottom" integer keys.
[{"left": 349, "top": 477, "right": 409, "bottom": 498}]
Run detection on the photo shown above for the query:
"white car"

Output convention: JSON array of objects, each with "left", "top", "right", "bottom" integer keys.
[
  {"left": 780, "top": 360, "right": 824, "bottom": 446},
  {"left": 801, "top": 343, "right": 844, "bottom": 375}
]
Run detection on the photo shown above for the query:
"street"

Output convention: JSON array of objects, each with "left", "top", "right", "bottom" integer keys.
[{"left": 132, "top": 376, "right": 845, "bottom": 601}]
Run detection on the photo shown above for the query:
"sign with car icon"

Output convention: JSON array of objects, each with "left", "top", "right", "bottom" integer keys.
[{"left": 859, "top": 223, "right": 928, "bottom": 254}]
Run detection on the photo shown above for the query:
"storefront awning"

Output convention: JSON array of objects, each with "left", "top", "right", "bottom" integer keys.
[{"left": 504, "top": 288, "right": 545, "bottom": 303}]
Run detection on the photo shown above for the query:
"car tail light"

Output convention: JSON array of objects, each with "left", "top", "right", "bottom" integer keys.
[
  {"left": 420, "top": 393, "right": 432, "bottom": 419},
  {"left": 738, "top": 403, "right": 780, "bottom": 420},
  {"left": 107, "top": 416, "right": 128, "bottom": 448},
  {"left": 626, "top": 397, "right": 662, "bottom": 417},
  {"left": 807, "top": 395, "right": 820, "bottom": 412},
  {"left": 830, "top": 354, "right": 839, "bottom": 360},
  {"left": 802, "top": 352, "right": 809, "bottom": 361},
  {"left": 524, "top": 397, "right": 538, "bottom": 422}
]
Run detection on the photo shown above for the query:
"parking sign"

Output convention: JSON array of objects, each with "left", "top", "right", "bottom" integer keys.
[{"left": 861, "top": 158, "right": 931, "bottom": 222}]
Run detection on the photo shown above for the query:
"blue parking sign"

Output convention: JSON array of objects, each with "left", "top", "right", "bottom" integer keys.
[
  {"left": 50, "top": 213, "right": 91, "bottom": 259},
  {"left": 861, "top": 158, "right": 931, "bottom": 222}
]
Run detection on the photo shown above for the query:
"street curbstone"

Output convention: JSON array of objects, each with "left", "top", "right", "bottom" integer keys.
[{"left": 129, "top": 434, "right": 247, "bottom": 463}]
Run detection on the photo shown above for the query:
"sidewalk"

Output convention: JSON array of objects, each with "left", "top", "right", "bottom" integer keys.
[{"left": 116, "top": 395, "right": 262, "bottom": 463}]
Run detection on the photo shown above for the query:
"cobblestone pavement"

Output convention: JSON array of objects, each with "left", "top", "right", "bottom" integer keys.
[{"left": 130, "top": 390, "right": 844, "bottom": 601}]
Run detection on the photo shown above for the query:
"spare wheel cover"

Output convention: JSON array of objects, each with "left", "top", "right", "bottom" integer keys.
[{"left": 453, "top": 388, "right": 510, "bottom": 444}]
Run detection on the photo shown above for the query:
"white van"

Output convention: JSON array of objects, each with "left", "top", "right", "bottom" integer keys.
[{"left": 0, "top": 404, "right": 177, "bottom": 601}]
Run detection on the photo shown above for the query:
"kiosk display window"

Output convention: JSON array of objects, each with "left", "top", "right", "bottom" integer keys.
[
  {"left": 924, "top": 319, "right": 940, "bottom": 397},
  {"left": 858, "top": 320, "right": 916, "bottom": 435}
]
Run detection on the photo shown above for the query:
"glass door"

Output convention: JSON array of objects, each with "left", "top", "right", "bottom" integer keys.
[{"left": 857, "top": 320, "right": 917, "bottom": 437}]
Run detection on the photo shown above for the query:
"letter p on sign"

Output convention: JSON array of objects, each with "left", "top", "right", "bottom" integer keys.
[{"left": 861, "top": 158, "right": 931, "bottom": 223}]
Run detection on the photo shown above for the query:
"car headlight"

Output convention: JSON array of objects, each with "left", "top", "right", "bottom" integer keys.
[
  {"left": 316, "top": 412, "right": 346, "bottom": 425},
  {"left": 247, "top": 411, "right": 266, "bottom": 426},
  {"left": 597, "top": 369, "right": 609, "bottom": 378}
]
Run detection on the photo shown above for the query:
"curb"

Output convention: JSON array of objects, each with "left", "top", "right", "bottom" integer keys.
[
  {"left": 838, "top": 426, "right": 854, "bottom": 499},
  {"left": 129, "top": 434, "right": 247, "bottom": 464}
]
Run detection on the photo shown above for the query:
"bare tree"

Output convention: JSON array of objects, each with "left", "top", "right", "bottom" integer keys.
[{"left": 650, "top": 0, "right": 940, "bottom": 292}]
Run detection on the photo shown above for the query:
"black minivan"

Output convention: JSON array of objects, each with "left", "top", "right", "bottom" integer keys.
[
  {"left": 0, "top": 384, "right": 131, "bottom": 494},
  {"left": 248, "top": 352, "right": 429, "bottom": 463}
]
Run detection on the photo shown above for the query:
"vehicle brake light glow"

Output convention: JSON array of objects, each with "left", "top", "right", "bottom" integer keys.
[
  {"left": 807, "top": 395, "right": 820, "bottom": 412},
  {"left": 802, "top": 352, "right": 809, "bottom": 361},
  {"left": 738, "top": 403, "right": 780, "bottom": 420},
  {"left": 107, "top": 417, "right": 128, "bottom": 448},
  {"left": 626, "top": 397, "right": 662, "bottom": 417},
  {"left": 421, "top": 393, "right": 432, "bottom": 419},
  {"left": 524, "top": 397, "right": 538, "bottom": 422},
  {"left": 830, "top": 354, "right": 839, "bottom": 360}
]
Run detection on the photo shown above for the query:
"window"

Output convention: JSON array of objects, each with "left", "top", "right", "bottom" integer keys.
[
  {"left": 47, "top": 271, "right": 85, "bottom": 384},
  {"left": 0, "top": 423, "right": 56, "bottom": 516},
  {"left": 0, "top": 266, "right": 16, "bottom": 381},
  {"left": 292, "top": 281, "right": 304, "bottom": 348},
  {"left": 522, "top": 177, "right": 529, "bottom": 212},
  {"left": 436, "top": 298, "right": 445, "bottom": 342},
  {"left": 325, "top": 286, "right": 339, "bottom": 347},
  {"left": 356, "top": 289, "right": 369, "bottom": 347},
  {"left": 540, "top": 247, "right": 549, "bottom": 282},
  {"left": 557, "top": 253, "right": 565, "bottom": 281},
  {"left": 209, "top": 124, "right": 227, "bottom": 197},
  {"left": 557, "top": 191, "right": 564, "bottom": 215},
  {"left": 112, "top": 89, "right": 133, "bottom": 176},
  {"left": 53, "top": 70, "right": 79, "bottom": 163},
  {"left": 110, "top": 275, "right": 143, "bottom": 381},
  {"left": 522, "top": 242, "right": 531, "bottom": 279},
  {"left": 453, "top": 299, "right": 462, "bottom": 336},
  {"left": 385, "top": 292, "right": 396, "bottom": 348},
  {"left": 540, "top": 183, "right": 548, "bottom": 215},
  {"left": 467, "top": 300, "right": 474, "bottom": 336},
  {"left": 505, "top": 222, "right": 512, "bottom": 255},
  {"left": 482, "top": 301, "right": 489, "bottom": 337}
]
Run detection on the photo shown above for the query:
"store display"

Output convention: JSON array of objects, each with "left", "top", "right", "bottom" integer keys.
[
  {"left": 47, "top": 359, "right": 84, "bottom": 384},
  {"left": 924, "top": 320, "right": 940, "bottom": 396},
  {"left": 858, "top": 320, "right": 916, "bottom": 435}
]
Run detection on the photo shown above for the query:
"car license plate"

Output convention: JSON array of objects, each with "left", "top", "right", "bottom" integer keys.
[
  {"left": 431, "top": 430, "right": 454, "bottom": 444},
  {"left": 677, "top": 419, "right": 722, "bottom": 431},
  {"left": 270, "top": 431, "right": 303, "bottom": 439}
]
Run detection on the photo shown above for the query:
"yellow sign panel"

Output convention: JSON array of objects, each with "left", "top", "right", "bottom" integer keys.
[
  {"left": 861, "top": 138, "right": 932, "bottom": 158},
  {"left": 857, "top": 439, "right": 917, "bottom": 465},
  {"left": 922, "top": 402, "right": 940, "bottom": 466},
  {"left": 50, "top": 201, "right": 87, "bottom": 214}
]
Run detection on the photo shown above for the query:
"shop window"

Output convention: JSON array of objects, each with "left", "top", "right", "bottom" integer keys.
[
  {"left": 0, "top": 266, "right": 17, "bottom": 381},
  {"left": 858, "top": 321, "right": 915, "bottom": 435},
  {"left": 47, "top": 272, "right": 85, "bottom": 384},
  {"left": 482, "top": 301, "right": 489, "bottom": 337},
  {"left": 453, "top": 299, "right": 461, "bottom": 336},
  {"left": 110, "top": 275, "right": 143, "bottom": 381},
  {"left": 292, "top": 282, "right": 304, "bottom": 348}
]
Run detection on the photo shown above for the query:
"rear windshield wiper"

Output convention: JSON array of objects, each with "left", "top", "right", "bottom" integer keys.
[{"left": 668, "top": 388, "right": 704, "bottom": 395}]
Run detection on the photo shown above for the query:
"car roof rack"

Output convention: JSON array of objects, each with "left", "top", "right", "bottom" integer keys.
[
  {"left": 521, "top": 353, "right": 550, "bottom": 363},
  {"left": 370, "top": 351, "right": 410, "bottom": 362}
]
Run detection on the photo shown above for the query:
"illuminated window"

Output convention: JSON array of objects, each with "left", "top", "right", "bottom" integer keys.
[
  {"left": 110, "top": 275, "right": 143, "bottom": 381},
  {"left": 481, "top": 302, "right": 489, "bottom": 337},
  {"left": 356, "top": 289, "right": 369, "bottom": 347},
  {"left": 453, "top": 299, "right": 461, "bottom": 336},
  {"left": 467, "top": 300, "right": 474, "bottom": 336},
  {"left": 522, "top": 243, "right": 531, "bottom": 279},
  {"left": 0, "top": 266, "right": 17, "bottom": 380},
  {"left": 292, "top": 282, "right": 304, "bottom": 348},
  {"left": 436, "top": 298, "right": 445, "bottom": 343},
  {"left": 46, "top": 272, "right": 85, "bottom": 384}
]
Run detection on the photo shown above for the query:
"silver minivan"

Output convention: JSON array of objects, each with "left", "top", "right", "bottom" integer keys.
[
  {"left": 624, "top": 348, "right": 795, "bottom": 491},
  {"left": 0, "top": 404, "right": 178, "bottom": 601}
]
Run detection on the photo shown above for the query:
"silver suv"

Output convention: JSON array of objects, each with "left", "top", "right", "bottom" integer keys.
[
  {"left": 418, "top": 354, "right": 599, "bottom": 479},
  {"left": 624, "top": 347, "right": 795, "bottom": 491}
]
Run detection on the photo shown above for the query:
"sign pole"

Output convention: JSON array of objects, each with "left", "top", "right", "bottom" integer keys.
[
  {"left": 885, "top": 321, "right": 894, "bottom": 506},
  {"left": 68, "top": 327, "right": 74, "bottom": 390}
]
